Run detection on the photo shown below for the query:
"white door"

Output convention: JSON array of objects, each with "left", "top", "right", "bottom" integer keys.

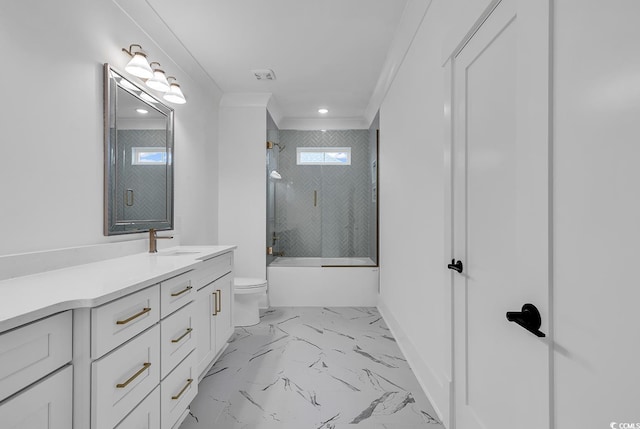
[{"left": 451, "top": 1, "right": 551, "bottom": 428}]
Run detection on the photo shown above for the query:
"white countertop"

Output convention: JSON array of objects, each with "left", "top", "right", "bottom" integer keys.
[{"left": 0, "top": 245, "right": 236, "bottom": 333}]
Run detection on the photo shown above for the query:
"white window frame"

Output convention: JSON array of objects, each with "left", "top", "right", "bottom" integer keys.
[
  {"left": 132, "top": 147, "right": 167, "bottom": 165},
  {"left": 296, "top": 147, "right": 351, "bottom": 165}
]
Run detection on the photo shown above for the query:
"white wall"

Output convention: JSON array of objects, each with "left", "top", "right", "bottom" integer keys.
[
  {"left": 0, "top": 0, "right": 220, "bottom": 257},
  {"left": 378, "top": 0, "right": 453, "bottom": 423},
  {"left": 218, "top": 95, "right": 268, "bottom": 279},
  {"left": 379, "top": 0, "right": 640, "bottom": 427},
  {"left": 553, "top": 1, "right": 640, "bottom": 427}
]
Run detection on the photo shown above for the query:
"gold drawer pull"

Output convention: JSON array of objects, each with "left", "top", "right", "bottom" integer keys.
[
  {"left": 171, "top": 378, "right": 193, "bottom": 400},
  {"left": 170, "top": 285, "right": 193, "bottom": 297},
  {"left": 116, "top": 307, "right": 151, "bottom": 325},
  {"left": 216, "top": 289, "right": 222, "bottom": 313},
  {"left": 116, "top": 362, "right": 151, "bottom": 388},
  {"left": 212, "top": 291, "right": 218, "bottom": 316},
  {"left": 171, "top": 328, "right": 193, "bottom": 343}
]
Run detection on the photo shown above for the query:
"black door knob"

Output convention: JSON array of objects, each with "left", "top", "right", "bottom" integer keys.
[
  {"left": 447, "top": 259, "right": 463, "bottom": 273},
  {"left": 506, "top": 303, "right": 545, "bottom": 337}
]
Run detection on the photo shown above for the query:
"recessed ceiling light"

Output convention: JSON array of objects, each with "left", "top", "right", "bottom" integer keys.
[
  {"left": 318, "top": 108, "right": 328, "bottom": 114},
  {"left": 136, "top": 108, "right": 148, "bottom": 114}
]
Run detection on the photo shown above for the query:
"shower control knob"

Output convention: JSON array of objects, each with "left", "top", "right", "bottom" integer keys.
[{"left": 447, "top": 259, "right": 463, "bottom": 273}]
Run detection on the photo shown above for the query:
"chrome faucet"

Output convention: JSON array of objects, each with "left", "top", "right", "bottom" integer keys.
[{"left": 149, "top": 228, "right": 173, "bottom": 253}]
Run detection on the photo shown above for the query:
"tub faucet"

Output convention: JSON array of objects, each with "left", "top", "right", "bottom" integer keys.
[{"left": 149, "top": 228, "right": 173, "bottom": 253}]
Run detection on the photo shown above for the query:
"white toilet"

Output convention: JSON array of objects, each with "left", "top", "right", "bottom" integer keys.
[{"left": 233, "top": 277, "right": 268, "bottom": 327}]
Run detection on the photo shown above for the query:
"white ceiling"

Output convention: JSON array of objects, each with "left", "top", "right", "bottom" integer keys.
[{"left": 140, "top": 0, "right": 410, "bottom": 122}]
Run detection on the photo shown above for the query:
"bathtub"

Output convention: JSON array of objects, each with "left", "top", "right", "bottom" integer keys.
[{"left": 267, "top": 257, "right": 379, "bottom": 306}]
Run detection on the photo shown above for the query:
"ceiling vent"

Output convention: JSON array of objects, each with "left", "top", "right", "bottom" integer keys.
[{"left": 252, "top": 69, "right": 276, "bottom": 81}]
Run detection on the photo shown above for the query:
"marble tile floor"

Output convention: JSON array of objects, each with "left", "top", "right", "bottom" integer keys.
[{"left": 180, "top": 307, "right": 444, "bottom": 429}]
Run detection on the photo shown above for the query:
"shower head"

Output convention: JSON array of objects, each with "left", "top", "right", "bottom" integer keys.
[
  {"left": 266, "top": 141, "right": 286, "bottom": 152},
  {"left": 269, "top": 170, "right": 282, "bottom": 180}
]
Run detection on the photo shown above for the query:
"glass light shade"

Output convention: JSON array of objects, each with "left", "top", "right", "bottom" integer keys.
[
  {"left": 125, "top": 53, "right": 153, "bottom": 79},
  {"left": 146, "top": 69, "right": 170, "bottom": 92},
  {"left": 163, "top": 83, "right": 186, "bottom": 104}
]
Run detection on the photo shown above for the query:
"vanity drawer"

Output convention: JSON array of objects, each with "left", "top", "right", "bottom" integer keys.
[
  {"left": 192, "top": 252, "right": 233, "bottom": 290},
  {"left": 161, "top": 302, "right": 196, "bottom": 379},
  {"left": 0, "top": 365, "right": 72, "bottom": 429},
  {"left": 92, "top": 325, "right": 160, "bottom": 429},
  {"left": 161, "top": 350, "right": 198, "bottom": 429},
  {"left": 160, "top": 271, "right": 195, "bottom": 318},
  {"left": 114, "top": 386, "right": 160, "bottom": 429},
  {"left": 0, "top": 311, "right": 72, "bottom": 402},
  {"left": 91, "top": 285, "right": 160, "bottom": 359}
]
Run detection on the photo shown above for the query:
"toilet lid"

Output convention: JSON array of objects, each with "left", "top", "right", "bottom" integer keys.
[{"left": 234, "top": 277, "right": 268, "bottom": 289}]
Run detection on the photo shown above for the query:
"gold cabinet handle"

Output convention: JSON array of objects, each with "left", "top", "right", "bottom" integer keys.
[
  {"left": 212, "top": 291, "right": 218, "bottom": 316},
  {"left": 171, "top": 328, "right": 193, "bottom": 344},
  {"left": 116, "top": 307, "right": 151, "bottom": 325},
  {"left": 171, "top": 378, "right": 193, "bottom": 400},
  {"left": 216, "top": 289, "right": 222, "bottom": 313},
  {"left": 170, "top": 285, "right": 193, "bottom": 297},
  {"left": 116, "top": 362, "right": 151, "bottom": 388}
]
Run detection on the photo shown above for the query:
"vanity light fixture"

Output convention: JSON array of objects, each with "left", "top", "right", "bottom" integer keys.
[
  {"left": 146, "top": 62, "right": 170, "bottom": 92},
  {"left": 163, "top": 77, "right": 186, "bottom": 104},
  {"left": 318, "top": 108, "right": 329, "bottom": 114},
  {"left": 122, "top": 44, "right": 154, "bottom": 79},
  {"left": 121, "top": 44, "right": 187, "bottom": 104}
]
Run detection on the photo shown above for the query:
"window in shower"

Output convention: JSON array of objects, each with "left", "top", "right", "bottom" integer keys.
[
  {"left": 297, "top": 147, "right": 351, "bottom": 165},
  {"left": 131, "top": 147, "right": 168, "bottom": 165}
]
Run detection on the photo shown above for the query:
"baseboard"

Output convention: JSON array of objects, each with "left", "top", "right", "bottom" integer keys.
[{"left": 378, "top": 300, "right": 451, "bottom": 428}]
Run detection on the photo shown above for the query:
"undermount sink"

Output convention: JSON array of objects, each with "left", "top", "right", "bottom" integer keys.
[{"left": 156, "top": 250, "right": 201, "bottom": 256}]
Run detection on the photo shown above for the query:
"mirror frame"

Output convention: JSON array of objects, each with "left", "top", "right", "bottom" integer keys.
[{"left": 103, "top": 63, "right": 175, "bottom": 235}]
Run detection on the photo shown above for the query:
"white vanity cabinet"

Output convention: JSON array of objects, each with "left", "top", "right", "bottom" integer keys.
[
  {"left": 89, "top": 285, "right": 161, "bottom": 429},
  {"left": 194, "top": 253, "right": 234, "bottom": 378},
  {"left": 214, "top": 272, "right": 234, "bottom": 352},
  {"left": 158, "top": 271, "right": 198, "bottom": 429},
  {"left": 0, "top": 245, "right": 235, "bottom": 429},
  {"left": 0, "top": 366, "right": 73, "bottom": 429},
  {"left": 0, "top": 311, "right": 73, "bottom": 429}
]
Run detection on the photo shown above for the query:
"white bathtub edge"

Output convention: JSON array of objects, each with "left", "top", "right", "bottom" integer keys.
[{"left": 267, "top": 266, "right": 379, "bottom": 307}]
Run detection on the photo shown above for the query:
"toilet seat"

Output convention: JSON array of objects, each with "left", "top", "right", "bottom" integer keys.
[{"left": 234, "top": 277, "right": 268, "bottom": 295}]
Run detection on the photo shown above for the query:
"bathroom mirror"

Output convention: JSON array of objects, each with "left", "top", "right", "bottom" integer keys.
[{"left": 104, "top": 64, "right": 174, "bottom": 235}]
